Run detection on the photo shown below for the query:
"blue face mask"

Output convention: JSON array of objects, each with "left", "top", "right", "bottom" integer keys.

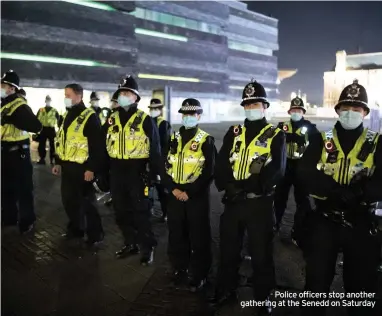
[
  {"left": 290, "top": 113, "right": 303, "bottom": 122},
  {"left": 1, "top": 88, "right": 7, "bottom": 98},
  {"left": 64, "top": 98, "right": 72, "bottom": 108},
  {"left": 182, "top": 116, "right": 198, "bottom": 129},
  {"left": 245, "top": 109, "right": 264, "bottom": 121},
  {"left": 118, "top": 95, "right": 134, "bottom": 108},
  {"left": 339, "top": 110, "right": 363, "bottom": 130}
]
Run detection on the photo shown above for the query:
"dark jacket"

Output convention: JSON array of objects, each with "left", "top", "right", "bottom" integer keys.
[
  {"left": 215, "top": 117, "right": 286, "bottom": 195},
  {"left": 154, "top": 117, "right": 172, "bottom": 154},
  {"left": 161, "top": 125, "right": 217, "bottom": 198},
  {"left": 55, "top": 101, "right": 106, "bottom": 173},
  {"left": 1, "top": 93, "right": 42, "bottom": 148}
]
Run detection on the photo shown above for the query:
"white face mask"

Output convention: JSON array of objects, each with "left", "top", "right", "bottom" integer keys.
[
  {"left": 150, "top": 109, "right": 161, "bottom": 118},
  {"left": 46, "top": 102, "right": 51, "bottom": 107},
  {"left": 244, "top": 108, "right": 265, "bottom": 121},
  {"left": 339, "top": 110, "right": 363, "bottom": 130},
  {"left": 290, "top": 113, "right": 303, "bottom": 122},
  {"left": 64, "top": 98, "right": 73, "bottom": 108},
  {"left": 91, "top": 100, "right": 99, "bottom": 107},
  {"left": 1, "top": 88, "right": 7, "bottom": 98}
]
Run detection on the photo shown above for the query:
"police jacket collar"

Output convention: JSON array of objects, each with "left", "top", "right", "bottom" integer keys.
[
  {"left": 1, "top": 92, "right": 18, "bottom": 106},
  {"left": 334, "top": 121, "right": 364, "bottom": 156},
  {"left": 69, "top": 101, "right": 86, "bottom": 111},
  {"left": 244, "top": 117, "right": 267, "bottom": 129},
  {"left": 179, "top": 125, "right": 198, "bottom": 144}
]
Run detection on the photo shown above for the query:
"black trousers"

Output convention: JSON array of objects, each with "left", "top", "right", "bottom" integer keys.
[
  {"left": 61, "top": 164, "right": 103, "bottom": 240},
  {"left": 38, "top": 127, "right": 56, "bottom": 162},
  {"left": 167, "top": 190, "right": 212, "bottom": 280},
  {"left": 110, "top": 167, "right": 157, "bottom": 251},
  {"left": 217, "top": 196, "right": 275, "bottom": 300},
  {"left": 274, "top": 161, "right": 311, "bottom": 232},
  {"left": 149, "top": 182, "right": 168, "bottom": 217},
  {"left": 302, "top": 211, "right": 381, "bottom": 316},
  {"left": 1, "top": 148, "right": 36, "bottom": 228}
]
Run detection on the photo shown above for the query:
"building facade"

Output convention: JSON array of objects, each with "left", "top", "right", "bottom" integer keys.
[
  {"left": 1, "top": 0, "right": 279, "bottom": 122},
  {"left": 323, "top": 50, "right": 382, "bottom": 109}
]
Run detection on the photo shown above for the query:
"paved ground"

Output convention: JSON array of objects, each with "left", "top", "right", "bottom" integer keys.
[{"left": 2, "top": 121, "right": 379, "bottom": 316}]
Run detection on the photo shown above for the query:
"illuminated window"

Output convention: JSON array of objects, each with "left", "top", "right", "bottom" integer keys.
[
  {"left": 134, "top": 28, "right": 188, "bottom": 42},
  {"left": 0, "top": 52, "right": 118, "bottom": 67},
  {"left": 131, "top": 8, "right": 221, "bottom": 35},
  {"left": 138, "top": 73, "right": 200, "bottom": 83},
  {"left": 63, "top": 0, "right": 116, "bottom": 11},
  {"left": 228, "top": 40, "right": 272, "bottom": 56}
]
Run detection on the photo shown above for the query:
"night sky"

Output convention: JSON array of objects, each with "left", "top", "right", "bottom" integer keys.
[{"left": 245, "top": 1, "right": 382, "bottom": 105}]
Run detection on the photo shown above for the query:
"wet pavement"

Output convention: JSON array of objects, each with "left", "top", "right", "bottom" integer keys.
[{"left": 1, "top": 122, "right": 377, "bottom": 316}]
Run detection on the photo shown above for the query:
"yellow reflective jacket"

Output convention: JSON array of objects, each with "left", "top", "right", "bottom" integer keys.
[
  {"left": 311, "top": 128, "right": 379, "bottom": 200},
  {"left": 230, "top": 124, "right": 281, "bottom": 180},
  {"left": 1, "top": 97, "right": 30, "bottom": 142},
  {"left": 167, "top": 129, "right": 209, "bottom": 184},
  {"left": 282, "top": 121, "right": 309, "bottom": 159},
  {"left": 55, "top": 109, "right": 94, "bottom": 164},
  {"left": 37, "top": 107, "right": 58, "bottom": 128},
  {"left": 106, "top": 109, "right": 149, "bottom": 159}
]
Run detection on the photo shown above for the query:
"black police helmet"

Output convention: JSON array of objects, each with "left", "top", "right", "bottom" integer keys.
[
  {"left": 110, "top": 91, "right": 118, "bottom": 102},
  {"left": 90, "top": 91, "right": 100, "bottom": 101},
  {"left": 334, "top": 79, "right": 369, "bottom": 115},
  {"left": 148, "top": 98, "right": 163, "bottom": 109},
  {"left": 288, "top": 97, "right": 306, "bottom": 114},
  {"left": 1, "top": 69, "right": 20, "bottom": 90},
  {"left": 117, "top": 75, "right": 140, "bottom": 102},
  {"left": 178, "top": 98, "right": 203, "bottom": 115},
  {"left": 240, "top": 80, "right": 270, "bottom": 108}
]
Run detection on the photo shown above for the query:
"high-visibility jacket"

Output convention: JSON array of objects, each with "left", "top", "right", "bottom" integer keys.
[
  {"left": 55, "top": 108, "right": 94, "bottom": 164},
  {"left": 310, "top": 128, "right": 379, "bottom": 200},
  {"left": 106, "top": 109, "right": 150, "bottom": 159},
  {"left": 230, "top": 124, "right": 281, "bottom": 180},
  {"left": 281, "top": 121, "right": 309, "bottom": 159},
  {"left": 37, "top": 107, "right": 58, "bottom": 128},
  {"left": 166, "top": 128, "right": 209, "bottom": 184},
  {"left": 0, "top": 97, "right": 30, "bottom": 142}
]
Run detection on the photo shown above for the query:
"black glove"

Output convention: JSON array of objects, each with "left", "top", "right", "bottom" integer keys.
[
  {"left": 330, "top": 185, "right": 363, "bottom": 206},
  {"left": 285, "top": 133, "right": 294, "bottom": 143}
]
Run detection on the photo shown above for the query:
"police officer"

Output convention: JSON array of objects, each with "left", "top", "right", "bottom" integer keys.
[
  {"left": 298, "top": 80, "right": 382, "bottom": 316},
  {"left": 1, "top": 70, "right": 42, "bottom": 233},
  {"left": 161, "top": 98, "right": 216, "bottom": 291},
  {"left": 148, "top": 98, "right": 172, "bottom": 222},
  {"left": 212, "top": 80, "right": 286, "bottom": 314},
  {"left": 36, "top": 95, "right": 60, "bottom": 165},
  {"left": 104, "top": 75, "right": 161, "bottom": 265},
  {"left": 90, "top": 91, "right": 108, "bottom": 125},
  {"left": 274, "top": 97, "right": 318, "bottom": 243},
  {"left": 52, "top": 83, "right": 105, "bottom": 245}
]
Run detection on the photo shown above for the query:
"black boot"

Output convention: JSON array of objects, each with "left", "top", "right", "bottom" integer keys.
[
  {"left": 189, "top": 277, "right": 206, "bottom": 292},
  {"left": 140, "top": 247, "right": 155, "bottom": 266},
  {"left": 116, "top": 244, "right": 140, "bottom": 259},
  {"left": 208, "top": 290, "right": 237, "bottom": 307},
  {"left": 37, "top": 159, "right": 46, "bottom": 165},
  {"left": 171, "top": 269, "right": 188, "bottom": 286}
]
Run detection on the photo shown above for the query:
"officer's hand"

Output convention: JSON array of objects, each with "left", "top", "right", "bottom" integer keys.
[
  {"left": 52, "top": 165, "right": 61, "bottom": 176},
  {"left": 178, "top": 192, "right": 189, "bottom": 202},
  {"left": 84, "top": 170, "right": 94, "bottom": 182},
  {"left": 172, "top": 189, "right": 182, "bottom": 198}
]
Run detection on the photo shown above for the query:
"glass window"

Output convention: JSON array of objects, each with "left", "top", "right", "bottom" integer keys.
[
  {"left": 173, "top": 16, "right": 186, "bottom": 28},
  {"left": 186, "top": 19, "right": 198, "bottom": 30}
]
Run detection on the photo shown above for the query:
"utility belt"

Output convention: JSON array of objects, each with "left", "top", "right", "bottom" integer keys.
[
  {"left": 222, "top": 190, "right": 272, "bottom": 204},
  {"left": 315, "top": 202, "right": 379, "bottom": 236},
  {"left": 1, "top": 143, "right": 29, "bottom": 153}
]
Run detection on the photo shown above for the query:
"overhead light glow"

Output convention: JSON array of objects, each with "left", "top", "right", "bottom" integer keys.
[
  {"left": 135, "top": 28, "right": 188, "bottom": 42},
  {"left": 0, "top": 52, "right": 118, "bottom": 68},
  {"left": 138, "top": 73, "right": 200, "bottom": 82},
  {"left": 62, "top": 0, "right": 116, "bottom": 11}
]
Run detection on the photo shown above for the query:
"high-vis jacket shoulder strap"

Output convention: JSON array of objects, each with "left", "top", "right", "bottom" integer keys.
[
  {"left": 4, "top": 97, "right": 25, "bottom": 115},
  {"left": 258, "top": 124, "right": 277, "bottom": 142},
  {"left": 357, "top": 129, "right": 379, "bottom": 162}
]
